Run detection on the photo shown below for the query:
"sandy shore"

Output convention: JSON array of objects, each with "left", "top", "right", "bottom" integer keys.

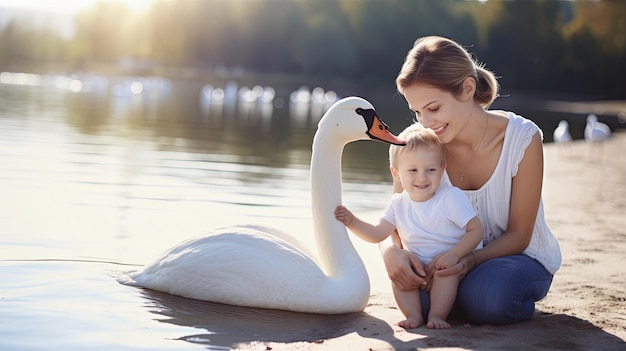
[{"left": 238, "top": 131, "right": 626, "bottom": 350}]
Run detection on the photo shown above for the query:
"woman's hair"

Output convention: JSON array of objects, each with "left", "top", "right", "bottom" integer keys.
[
  {"left": 389, "top": 123, "right": 445, "bottom": 169},
  {"left": 396, "top": 36, "right": 499, "bottom": 108}
]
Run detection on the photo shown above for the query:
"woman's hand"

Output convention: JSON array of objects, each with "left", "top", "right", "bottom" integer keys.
[{"left": 382, "top": 245, "right": 428, "bottom": 291}]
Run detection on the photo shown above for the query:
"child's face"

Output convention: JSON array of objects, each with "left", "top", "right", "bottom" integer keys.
[{"left": 392, "top": 146, "right": 445, "bottom": 202}]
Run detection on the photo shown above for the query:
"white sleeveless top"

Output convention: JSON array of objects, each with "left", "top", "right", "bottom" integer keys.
[{"left": 442, "top": 112, "right": 562, "bottom": 274}]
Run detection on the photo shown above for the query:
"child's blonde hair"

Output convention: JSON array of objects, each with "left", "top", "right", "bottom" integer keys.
[{"left": 389, "top": 123, "right": 445, "bottom": 169}]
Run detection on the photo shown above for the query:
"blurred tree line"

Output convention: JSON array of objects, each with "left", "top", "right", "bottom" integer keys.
[{"left": 0, "top": 0, "right": 624, "bottom": 98}]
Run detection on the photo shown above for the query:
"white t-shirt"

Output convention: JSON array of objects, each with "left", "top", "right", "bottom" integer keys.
[
  {"left": 441, "top": 112, "right": 562, "bottom": 274},
  {"left": 382, "top": 185, "right": 481, "bottom": 264}
]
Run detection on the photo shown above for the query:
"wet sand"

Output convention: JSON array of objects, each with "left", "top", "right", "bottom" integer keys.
[{"left": 231, "top": 131, "right": 626, "bottom": 350}]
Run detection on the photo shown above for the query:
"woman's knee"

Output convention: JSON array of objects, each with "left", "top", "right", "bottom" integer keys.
[{"left": 457, "top": 255, "right": 553, "bottom": 325}]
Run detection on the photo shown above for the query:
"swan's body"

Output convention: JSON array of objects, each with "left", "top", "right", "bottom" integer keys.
[
  {"left": 584, "top": 114, "right": 611, "bottom": 162},
  {"left": 553, "top": 120, "right": 573, "bottom": 158},
  {"left": 553, "top": 120, "right": 572, "bottom": 143},
  {"left": 584, "top": 114, "right": 611, "bottom": 142},
  {"left": 121, "top": 97, "right": 404, "bottom": 314}
]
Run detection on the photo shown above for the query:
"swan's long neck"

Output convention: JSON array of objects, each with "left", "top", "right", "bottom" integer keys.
[{"left": 310, "top": 133, "right": 367, "bottom": 281}]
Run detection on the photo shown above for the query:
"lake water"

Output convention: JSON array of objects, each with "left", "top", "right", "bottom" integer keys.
[
  {"left": 0, "top": 75, "right": 403, "bottom": 350},
  {"left": 0, "top": 72, "right": 600, "bottom": 350}
]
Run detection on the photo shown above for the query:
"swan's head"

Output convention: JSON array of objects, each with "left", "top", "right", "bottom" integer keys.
[
  {"left": 587, "top": 114, "right": 598, "bottom": 124},
  {"left": 317, "top": 96, "right": 405, "bottom": 146}
]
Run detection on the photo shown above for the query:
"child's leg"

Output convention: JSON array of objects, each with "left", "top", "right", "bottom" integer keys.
[
  {"left": 427, "top": 272, "right": 461, "bottom": 329},
  {"left": 392, "top": 283, "right": 424, "bottom": 328}
]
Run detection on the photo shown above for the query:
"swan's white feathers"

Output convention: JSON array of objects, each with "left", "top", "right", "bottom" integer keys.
[
  {"left": 553, "top": 120, "right": 572, "bottom": 143},
  {"left": 316, "top": 97, "right": 374, "bottom": 144},
  {"left": 129, "top": 225, "right": 333, "bottom": 311},
  {"left": 122, "top": 97, "right": 382, "bottom": 314},
  {"left": 584, "top": 114, "right": 611, "bottom": 142}
]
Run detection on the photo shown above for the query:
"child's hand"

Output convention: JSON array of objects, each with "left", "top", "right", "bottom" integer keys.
[
  {"left": 334, "top": 205, "right": 354, "bottom": 226},
  {"left": 433, "top": 251, "right": 459, "bottom": 270}
]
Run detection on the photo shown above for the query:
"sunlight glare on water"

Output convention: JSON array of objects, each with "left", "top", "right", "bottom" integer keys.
[{"left": 0, "top": 79, "right": 393, "bottom": 350}]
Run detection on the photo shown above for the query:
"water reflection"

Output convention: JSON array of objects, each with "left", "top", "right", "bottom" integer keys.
[
  {"left": 6, "top": 70, "right": 598, "bottom": 192},
  {"left": 0, "top": 72, "right": 348, "bottom": 158},
  {"left": 0, "top": 77, "right": 398, "bottom": 350},
  {"left": 141, "top": 289, "right": 393, "bottom": 349},
  {"left": 0, "top": 74, "right": 395, "bottom": 262}
]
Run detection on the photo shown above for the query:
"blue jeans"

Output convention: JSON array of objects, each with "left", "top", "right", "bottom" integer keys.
[{"left": 419, "top": 254, "right": 553, "bottom": 325}]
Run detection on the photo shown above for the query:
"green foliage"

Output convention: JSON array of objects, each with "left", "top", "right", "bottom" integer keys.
[{"left": 0, "top": 0, "right": 624, "bottom": 97}]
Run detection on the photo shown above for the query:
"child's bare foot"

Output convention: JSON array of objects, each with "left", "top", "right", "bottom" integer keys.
[
  {"left": 426, "top": 316, "right": 451, "bottom": 329},
  {"left": 398, "top": 315, "right": 424, "bottom": 329}
]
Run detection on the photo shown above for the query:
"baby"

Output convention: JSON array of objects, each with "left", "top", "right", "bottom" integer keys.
[{"left": 335, "top": 123, "right": 484, "bottom": 329}]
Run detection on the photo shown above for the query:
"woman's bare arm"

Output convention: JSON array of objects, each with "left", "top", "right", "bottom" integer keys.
[{"left": 438, "top": 132, "right": 544, "bottom": 276}]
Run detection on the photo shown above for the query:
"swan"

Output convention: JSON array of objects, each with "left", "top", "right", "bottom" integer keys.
[
  {"left": 584, "top": 114, "right": 611, "bottom": 142},
  {"left": 584, "top": 114, "right": 611, "bottom": 162},
  {"left": 553, "top": 120, "right": 572, "bottom": 144},
  {"left": 120, "top": 96, "right": 405, "bottom": 314},
  {"left": 553, "top": 120, "right": 572, "bottom": 158}
]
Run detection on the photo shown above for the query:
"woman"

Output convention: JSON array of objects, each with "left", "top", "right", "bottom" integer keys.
[{"left": 381, "top": 36, "right": 562, "bottom": 325}]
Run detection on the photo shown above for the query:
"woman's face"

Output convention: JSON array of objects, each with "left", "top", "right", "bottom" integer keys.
[{"left": 402, "top": 83, "right": 472, "bottom": 144}]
